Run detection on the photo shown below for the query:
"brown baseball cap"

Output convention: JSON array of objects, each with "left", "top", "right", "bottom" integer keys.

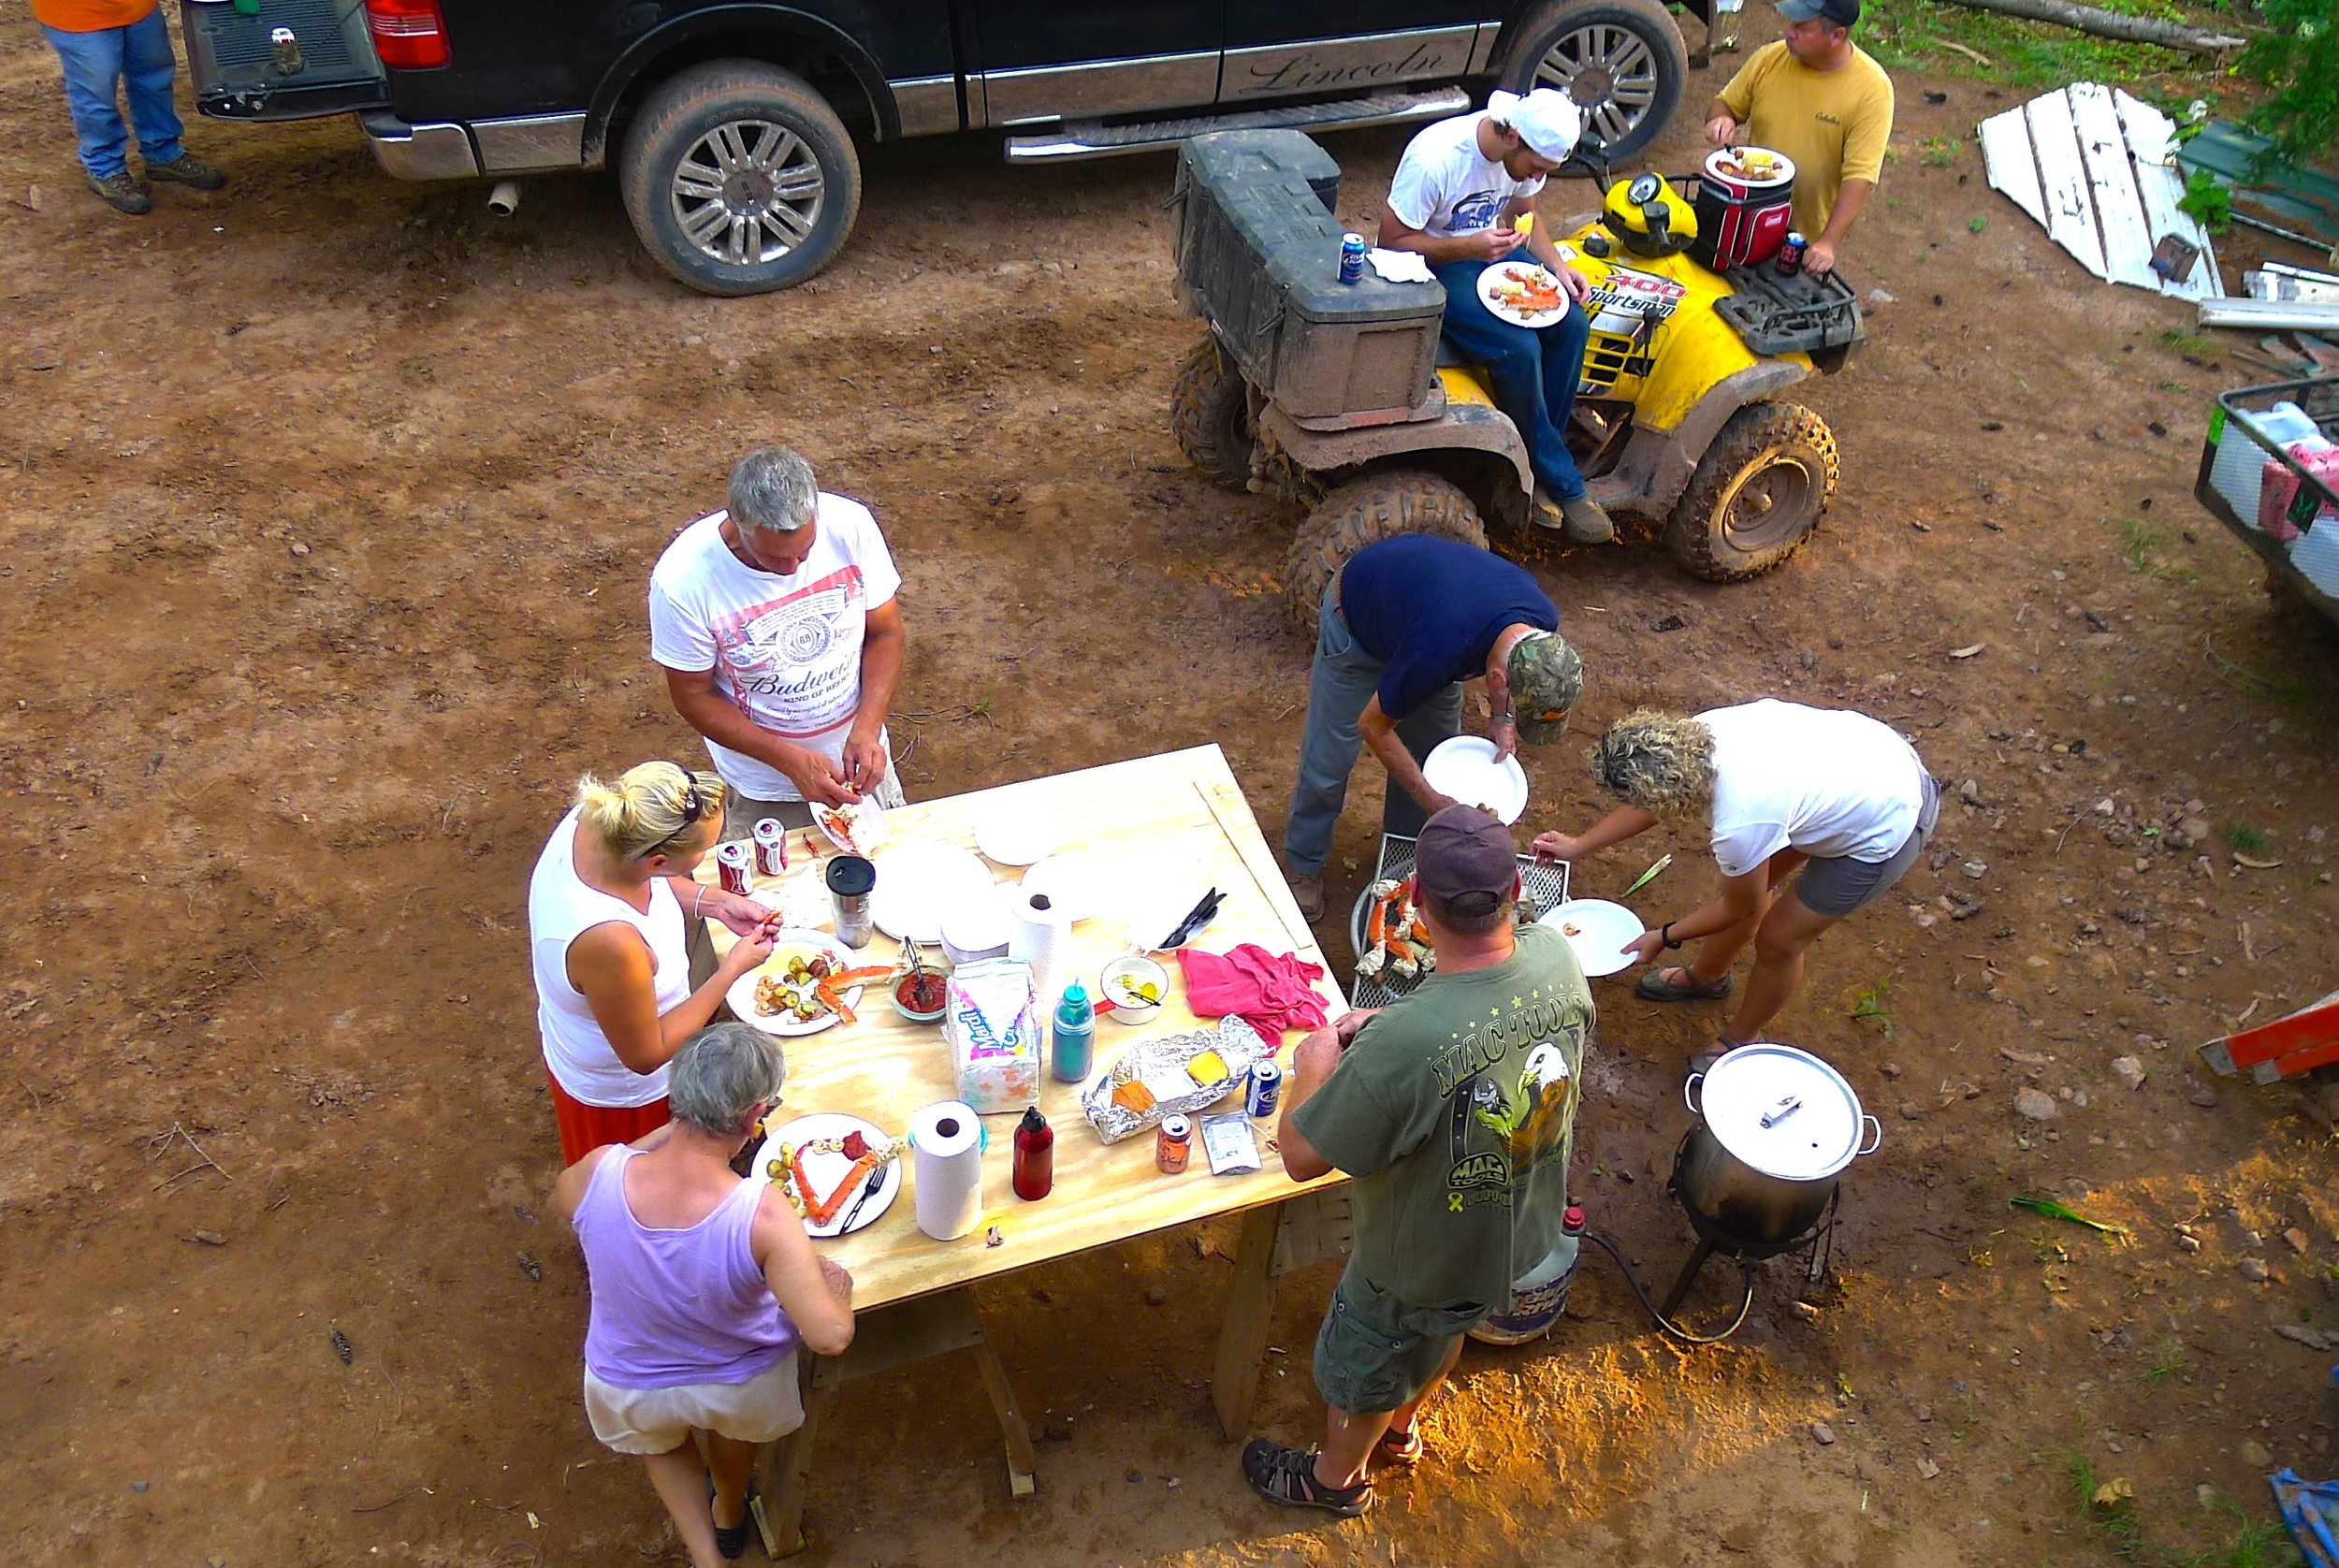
[{"left": 1415, "top": 805, "right": 1519, "bottom": 915}]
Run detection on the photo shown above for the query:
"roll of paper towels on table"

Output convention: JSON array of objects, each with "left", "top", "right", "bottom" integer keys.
[
  {"left": 910, "top": 1099, "right": 986, "bottom": 1241},
  {"left": 1008, "top": 888, "right": 1072, "bottom": 1001}
]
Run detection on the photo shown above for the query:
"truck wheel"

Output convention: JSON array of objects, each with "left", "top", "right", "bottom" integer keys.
[
  {"left": 1663, "top": 401, "right": 1838, "bottom": 582},
  {"left": 1283, "top": 472, "right": 1488, "bottom": 642},
  {"left": 619, "top": 62, "right": 862, "bottom": 297},
  {"left": 1497, "top": 0, "right": 1689, "bottom": 161},
  {"left": 1170, "top": 338, "right": 1254, "bottom": 489}
]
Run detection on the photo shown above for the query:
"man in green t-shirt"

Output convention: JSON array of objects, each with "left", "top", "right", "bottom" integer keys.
[{"left": 1240, "top": 806, "right": 1592, "bottom": 1516}]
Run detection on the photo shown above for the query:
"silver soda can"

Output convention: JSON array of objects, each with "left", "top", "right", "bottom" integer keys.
[
  {"left": 1340, "top": 232, "right": 1366, "bottom": 284},
  {"left": 1775, "top": 230, "right": 1807, "bottom": 277},
  {"left": 716, "top": 841, "right": 754, "bottom": 897},
  {"left": 1246, "top": 1061, "right": 1284, "bottom": 1120},
  {"left": 752, "top": 818, "right": 789, "bottom": 876}
]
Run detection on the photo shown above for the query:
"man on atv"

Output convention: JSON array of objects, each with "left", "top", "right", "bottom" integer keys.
[
  {"left": 1705, "top": 0, "right": 1894, "bottom": 277},
  {"left": 1377, "top": 89, "right": 1612, "bottom": 546}
]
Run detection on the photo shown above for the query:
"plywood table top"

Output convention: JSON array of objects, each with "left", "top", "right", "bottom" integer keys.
[{"left": 698, "top": 745, "right": 1349, "bottom": 1311}]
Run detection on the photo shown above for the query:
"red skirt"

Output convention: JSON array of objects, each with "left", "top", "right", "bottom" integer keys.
[{"left": 547, "top": 1069, "right": 670, "bottom": 1166}]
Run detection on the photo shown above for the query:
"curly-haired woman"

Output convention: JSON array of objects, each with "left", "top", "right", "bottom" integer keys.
[{"left": 1533, "top": 701, "right": 1938, "bottom": 1069}]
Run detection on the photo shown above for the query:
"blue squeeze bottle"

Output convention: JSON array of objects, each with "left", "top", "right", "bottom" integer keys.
[{"left": 1051, "top": 980, "right": 1096, "bottom": 1083}]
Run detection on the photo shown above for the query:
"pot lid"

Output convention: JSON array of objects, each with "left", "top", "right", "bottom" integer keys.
[{"left": 1699, "top": 1043, "right": 1865, "bottom": 1182}]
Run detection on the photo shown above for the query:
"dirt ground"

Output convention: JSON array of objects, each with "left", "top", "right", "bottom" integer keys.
[{"left": 6, "top": 10, "right": 2339, "bottom": 1567}]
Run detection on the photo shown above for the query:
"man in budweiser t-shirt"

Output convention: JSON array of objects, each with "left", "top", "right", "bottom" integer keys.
[{"left": 649, "top": 445, "right": 908, "bottom": 836}]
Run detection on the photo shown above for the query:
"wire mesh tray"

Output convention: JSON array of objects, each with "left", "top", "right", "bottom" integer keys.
[{"left": 1344, "top": 834, "right": 1570, "bottom": 1009}]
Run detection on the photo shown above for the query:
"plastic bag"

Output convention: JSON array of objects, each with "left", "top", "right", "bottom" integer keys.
[{"left": 946, "top": 957, "right": 1040, "bottom": 1113}]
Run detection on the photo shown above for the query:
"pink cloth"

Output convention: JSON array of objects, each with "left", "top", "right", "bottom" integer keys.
[
  {"left": 1175, "top": 945, "right": 1329, "bottom": 1045},
  {"left": 2259, "top": 442, "right": 2339, "bottom": 541}
]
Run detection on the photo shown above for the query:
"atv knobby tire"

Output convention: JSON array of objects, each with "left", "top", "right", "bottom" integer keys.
[
  {"left": 1663, "top": 401, "right": 1838, "bottom": 582},
  {"left": 1283, "top": 472, "right": 1489, "bottom": 642},
  {"left": 1170, "top": 337, "right": 1253, "bottom": 488}
]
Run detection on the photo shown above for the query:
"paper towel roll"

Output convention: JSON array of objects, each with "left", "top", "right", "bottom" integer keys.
[
  {"left": 1007, "top": 887, "right": 1072, "bottom": 1002},
  {"left": 910, "top": 1100, "right": 985, "bottom": 1241}
]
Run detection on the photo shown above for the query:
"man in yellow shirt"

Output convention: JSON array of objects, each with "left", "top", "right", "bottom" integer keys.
[{"left": 1705, "top": 0, "right": 1893, "bottom": 277}]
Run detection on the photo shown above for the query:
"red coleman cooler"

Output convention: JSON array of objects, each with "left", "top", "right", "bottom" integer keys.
[{"left": 1691, "top": 146, "right": 1796, "bottom": 271}]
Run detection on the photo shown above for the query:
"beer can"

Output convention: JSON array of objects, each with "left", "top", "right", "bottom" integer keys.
[
  {"left": 1339, "top": 232, "right": 1366, "bottom": 285},
  {"left": 1245, "top": 1061, "right": 1284, "bottom": 1120},
  {"left": 716, "top": 841, "right": 754, "bottom": 897},
  {"left": 1775, "top": 230, "right": 1807, "bottom": 277},
  {"left": 752, "top": 818, "right": 789, "bottom": 877},
  {"left": 269, "top": 26, "right": 305, "bottom": 73},
  {"left": 1156, "top": 1115, "right": 1193, "bottom": 1175}
]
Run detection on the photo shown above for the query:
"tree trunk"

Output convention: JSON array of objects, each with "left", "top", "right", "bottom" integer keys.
[{"left": 1938, "top": 0, "right": 2245, "bottom": 54}]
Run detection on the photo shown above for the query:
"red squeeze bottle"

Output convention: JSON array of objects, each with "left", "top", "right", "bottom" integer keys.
[{"left": 1012, "top": 1106, "right": 1053, "bottom": 1200}]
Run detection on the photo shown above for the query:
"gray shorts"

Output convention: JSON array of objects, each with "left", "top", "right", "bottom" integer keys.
[
  {"left": 1793, "top": 773, "right": 1940, "bottom": 919},
  {"left": 1312, "top": 1268, "right": 1488, "bottom": 1416}
]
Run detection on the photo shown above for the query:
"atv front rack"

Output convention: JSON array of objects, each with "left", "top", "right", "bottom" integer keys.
[{"left": 1712, "top": 265, "right": 1863, "bottom": 356}]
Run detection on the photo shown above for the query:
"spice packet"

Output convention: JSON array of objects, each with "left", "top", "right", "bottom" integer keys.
[{"left": 1199, "top": 1112, "right": 1261, "bottom": 1176}]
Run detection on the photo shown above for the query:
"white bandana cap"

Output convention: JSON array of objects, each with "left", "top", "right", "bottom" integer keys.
[{"left": 1486, "top": 89, "right": 1585, "bottom": 161}]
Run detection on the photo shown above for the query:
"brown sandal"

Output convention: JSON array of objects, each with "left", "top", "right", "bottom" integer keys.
[{"left": 1635, "top": 965, "right": 1734, "bottom": 1002}]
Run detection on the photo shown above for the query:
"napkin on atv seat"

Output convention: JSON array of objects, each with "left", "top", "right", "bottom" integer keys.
[{"left": 1175, "top": 945, "right": 1329, "bottom": 1043}]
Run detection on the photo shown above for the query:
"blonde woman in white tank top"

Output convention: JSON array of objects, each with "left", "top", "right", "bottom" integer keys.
[{"left": 529, "top": 762, "right": 781, "bottom": 1162}]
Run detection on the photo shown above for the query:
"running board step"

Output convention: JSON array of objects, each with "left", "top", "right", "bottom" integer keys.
[{"left": 1003, "top": 86, "right": 1472, "bottom": 164}]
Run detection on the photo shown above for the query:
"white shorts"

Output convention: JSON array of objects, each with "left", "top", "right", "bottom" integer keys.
[{"left": 584, "top": 1352, "right": 805, "bottom": 1455}]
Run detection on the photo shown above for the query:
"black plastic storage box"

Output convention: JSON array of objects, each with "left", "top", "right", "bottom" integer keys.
[{"left": 1172, "top": 130, "right": 1446, "bottom": 423}]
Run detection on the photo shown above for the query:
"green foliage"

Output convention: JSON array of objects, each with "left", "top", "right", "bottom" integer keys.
[
  {"left": 2176, "top": 168, "right": 2232, "bottom": 233},
  {"left": 2237, "top": 0, "right": 2339, "bottom": 175},
  {"left": 1861, "top": 0, "right": 2213, "bottom": 89},
  {"left": 1969, "top": 214, "right": 1989, "bottom": 233},
  {"left": 2135, "top": 1338, "right": 2191, "bottom": 1384},
  {"left": 2067, "top": 1448, "right": 2148, "bottom": 1559},
  {"left": 1849, "top": 980, "right": 1895, "bottom": 1038},
  {"left": 2222, "top": 820, "right": 2268, "bottom": 853},
  {"left": 1919, "top": 134, "right": 1963, "bottom": 167}
]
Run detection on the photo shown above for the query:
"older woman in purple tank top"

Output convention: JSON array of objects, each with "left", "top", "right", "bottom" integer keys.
[{"left": 555, "top": 1024, "right": 854, "bottom": 1565}]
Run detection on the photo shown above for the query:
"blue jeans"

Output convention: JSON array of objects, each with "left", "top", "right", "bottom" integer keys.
[
  {"left": 1433, "top": 258, "right": 1591, "bottom": 500},
  {"left": 1283, "top": 580, "right": 1466, "bottom": 878},
  {"left": 42, "top": 9, "right": 184, "bottom": 181}
]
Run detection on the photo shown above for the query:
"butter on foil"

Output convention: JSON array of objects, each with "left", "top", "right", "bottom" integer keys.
[{"left": 1080, "top": 1016, "right": 1271, "bottom": 1143}]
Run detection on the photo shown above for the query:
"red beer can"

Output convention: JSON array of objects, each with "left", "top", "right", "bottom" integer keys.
[
  {"left": 752, "top": 819, "right": 789, "bottom": 877},
  {"left": 716, "top": 841, "right": 754, "bottom": 896}
]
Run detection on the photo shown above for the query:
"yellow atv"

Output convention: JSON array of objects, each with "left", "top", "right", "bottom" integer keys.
[{"left": 1167, "top": 130, "right": 1861, "bottom": 636}]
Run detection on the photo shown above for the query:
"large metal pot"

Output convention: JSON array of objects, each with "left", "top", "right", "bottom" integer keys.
[{"left": 1679, "top": 1044, "right": 1881, "bottom": 1251}]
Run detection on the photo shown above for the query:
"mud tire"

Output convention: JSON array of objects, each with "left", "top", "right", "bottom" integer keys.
[
  {"left": 1170, "top": 337, "right": 1254, "bottom": 488},
  {"left": 1663, "top": 401, "right": 1838, "bottom": 582},
  {"left": 1282, "top": 472, "right": 1489, "bottom": 642}
]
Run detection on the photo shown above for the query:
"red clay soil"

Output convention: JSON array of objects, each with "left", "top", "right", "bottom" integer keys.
[{"left": 3, "top": 10, "right": 2336, "bottom": 1567}]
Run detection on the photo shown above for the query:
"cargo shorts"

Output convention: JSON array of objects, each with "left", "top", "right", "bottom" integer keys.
[{"left": 1312, "top": 1267, "right": 1489, "bottom": 1416}]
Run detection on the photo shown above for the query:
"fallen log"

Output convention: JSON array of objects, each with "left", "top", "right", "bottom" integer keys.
[{"left": 1938, "top": 0, "right": 2245, "bottom": 54}]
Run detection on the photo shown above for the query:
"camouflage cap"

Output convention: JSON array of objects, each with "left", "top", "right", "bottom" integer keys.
[{"left": 1507, "top": 631, "right": 1585, "bottom": 745}]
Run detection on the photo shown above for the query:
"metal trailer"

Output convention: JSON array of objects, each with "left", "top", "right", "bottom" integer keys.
[{"left": 2193, "top": 372, "right": 2339, "bottom": 632}]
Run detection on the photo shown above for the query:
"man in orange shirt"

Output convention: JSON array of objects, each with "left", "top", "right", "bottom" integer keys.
[{"left": 35, "top": 0, "right": 226, "bottom": 214}]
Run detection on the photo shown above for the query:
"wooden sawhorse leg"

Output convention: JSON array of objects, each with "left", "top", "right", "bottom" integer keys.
[
  {"left": 760, "top": 1286, "right": 1036, "bottom": 1557},
  {"left": 1209, "top": 1189, "right": 1354, "bottom": 1441}
]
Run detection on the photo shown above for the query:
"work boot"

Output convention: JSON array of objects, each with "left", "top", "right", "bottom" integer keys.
[
  {"left": 1286, "top": 872, "right": 1325, "bottom": 923},
  {"left": 87, "top": 170, "right": 151, "bottom": 214},
  {"left": 1557, "top": 493, "right": 1615, "bottom": 545},
  {"left": 146, "top": 152, "right": 227, "bottom": 190}
]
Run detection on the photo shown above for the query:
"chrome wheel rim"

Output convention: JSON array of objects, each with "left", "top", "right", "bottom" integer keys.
[
  {"left": 1533, "top": 24, "right": 1661, "bottom": 149},
  {"left": 1719, "top": 457, "right": 1814, "bottom": 552},
  {"left": 669, "top": 118, "right": 824, "bottom": 268}
]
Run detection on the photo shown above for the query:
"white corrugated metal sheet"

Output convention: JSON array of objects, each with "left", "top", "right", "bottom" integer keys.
[{"left": 1978, "top": 83, "right": 2223, "bottom": 301}]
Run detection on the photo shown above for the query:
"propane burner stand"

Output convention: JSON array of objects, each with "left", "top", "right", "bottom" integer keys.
[{"left": 1659, "top": 1129, "right": 1839, "bottom": 1319}]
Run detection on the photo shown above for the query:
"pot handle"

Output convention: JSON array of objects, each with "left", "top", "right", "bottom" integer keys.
[
  {"left": 1683, "top": 1072, "right": 1705, "bottom": 1117},
  {"left": 1857, "top": 1114, "right": 1881, "bottom": 1156}
]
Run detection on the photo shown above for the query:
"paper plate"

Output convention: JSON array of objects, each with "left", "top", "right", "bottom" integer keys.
[
  {"left": 1538, "top": 899, "right": 1646, "bottom": 978},
  {"left": 870, "top": 842, "right": 995, "bottom": 944},
  {"left": 973, "top": 800, "right": 1062, "bottom": 866},
  {"left": 1422, "top": 735, "right": 1530, "bottom": 824},
  {"left": 811, "top": 798, "right": 889, "bottom": 857},
  {"left": 726, "top": 931, "right": 866, "bottom": 1037},
  {"left": 1477, "top": 261, "right": 1569, "bottom": 328},
  {"left": 1019, "top": 851, "right": 1099, "bottom": 923},
  {"left": 748, "top": 1111, "right": 901, "bottom": 1239}
]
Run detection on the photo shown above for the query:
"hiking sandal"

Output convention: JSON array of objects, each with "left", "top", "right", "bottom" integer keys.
[
  {"left": 1375, "top": 1423, "right": 1425, "bottom": 1467},
  {"left": 1634, "top": 965, "right": 1733, "bottom": 1003},
  {"left": 1241, "top": 1439, "right": 1372, "bottom": 1517}
]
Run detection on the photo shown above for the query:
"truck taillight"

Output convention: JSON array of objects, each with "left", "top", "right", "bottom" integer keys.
[{"left": 364, "top": 0, "right": 450, "bottom": 70}]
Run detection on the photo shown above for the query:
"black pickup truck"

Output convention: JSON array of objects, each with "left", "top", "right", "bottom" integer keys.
[{"left": 181, "top": 0, "right": 1731, "bottom": 295}]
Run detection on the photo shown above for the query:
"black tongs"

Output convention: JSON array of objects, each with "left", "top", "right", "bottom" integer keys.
[{"left": 1161, "top": 886, "right": 1225, "bottom": 950}]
